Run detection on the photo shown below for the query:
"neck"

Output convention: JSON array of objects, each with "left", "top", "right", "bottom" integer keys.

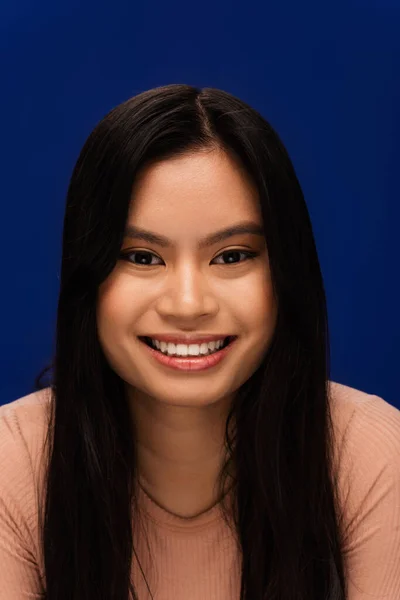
[{"left": 127, "top": 387, "right": 234, "bottom": 518}]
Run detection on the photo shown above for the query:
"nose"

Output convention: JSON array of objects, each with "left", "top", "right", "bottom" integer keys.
[{"left": 155, "top": 262, "right": 219, "bottom": 322}]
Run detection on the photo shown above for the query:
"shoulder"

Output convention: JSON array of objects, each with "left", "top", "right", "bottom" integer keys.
[
  {"left": 0, "top": 386, "right": 52, "bottom": 437},
  {"left": 328, "top": 380, "right": 400, "bottom": 466},
  {"left": 0, "top": 388, "right": 52, "bottom": 584},
  {"left": 0, "top": 386, "right": 52, "bottom": 507},
  {"left": 328, "top": 380, "right": 400, "bottom": 492},
  {"left": 0, "top": 386, "right": 52, "bottom": 431},
  {"left": 328, "top": 381, "right": 400, "bottom": 597},
  {"left": 0, "top": 387, "right": 52, "bottom": 488}
]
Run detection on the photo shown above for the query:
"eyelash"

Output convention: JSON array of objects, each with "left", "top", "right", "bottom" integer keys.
[{"left": 119, "top": 249, "right": 259, "bottom": 267}]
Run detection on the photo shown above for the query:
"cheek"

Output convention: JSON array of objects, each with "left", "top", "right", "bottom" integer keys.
[
  {"left": 96, "top": 283, "right": 139, "bottom": 381},
  {"left": 248, "top": 293, "right": 277, "bottom": 378},
  {"left": 96, "top": 275, "right": 137, "bottom": 346},
  {"left": 97, "top": 291, "right": 125, "bottom": 333},
  {"left": 233, "top": 270, "right": 277, "bottom": 333}
]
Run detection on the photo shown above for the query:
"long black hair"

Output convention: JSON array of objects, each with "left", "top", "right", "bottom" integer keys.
[{"left": 35, "top": 84, "right": 348, "bottom": 599}]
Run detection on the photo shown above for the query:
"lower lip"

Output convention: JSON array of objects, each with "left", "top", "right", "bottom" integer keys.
[{"left": 139, "top": 338, "right": 237, "bottom": 371}]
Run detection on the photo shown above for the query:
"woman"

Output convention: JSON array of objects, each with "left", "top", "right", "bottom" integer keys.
[{"left": 0, "top": 84, "right": 399, "bottom": 600}]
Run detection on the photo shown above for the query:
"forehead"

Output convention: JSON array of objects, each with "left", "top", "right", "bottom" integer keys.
[{"left": 128, "top": 149, "right": 261, "bottom": 230}]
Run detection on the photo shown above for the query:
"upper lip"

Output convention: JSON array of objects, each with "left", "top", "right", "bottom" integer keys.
[{"left": 140, "top": 334, "right": 236, "bottom": 344}]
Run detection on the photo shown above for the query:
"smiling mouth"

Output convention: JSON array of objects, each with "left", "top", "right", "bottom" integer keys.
[{"left": 138, "top": 336, "right": 236, "bottom": 357}]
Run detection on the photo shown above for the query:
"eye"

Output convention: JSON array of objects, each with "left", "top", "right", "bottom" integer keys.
[
  {"left": 211, "top": 250, "right": 259, "bottom": 265},
  {"left": 120, "top": 250, "right": 163, "bottom": 266},
  {"left": 120, "top": 249, "right": 259, "bottom": 267}
]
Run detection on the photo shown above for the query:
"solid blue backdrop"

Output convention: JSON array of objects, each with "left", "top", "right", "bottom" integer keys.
[{"left": 1, "top": 0, "right": 399, "bottom": 408}]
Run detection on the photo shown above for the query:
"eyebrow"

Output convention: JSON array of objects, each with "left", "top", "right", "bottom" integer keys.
[{"left": 123, "top": 220, "right": 265, "bottom": 248}]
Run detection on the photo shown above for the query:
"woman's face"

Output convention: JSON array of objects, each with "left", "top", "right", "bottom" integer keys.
[{"left": 97, "top": 148, "right": 278, "bottom": 408}]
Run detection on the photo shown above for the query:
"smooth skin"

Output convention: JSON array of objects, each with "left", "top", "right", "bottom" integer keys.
[{"left": 96, "top": 148, "right": 278, "bottom": 518}]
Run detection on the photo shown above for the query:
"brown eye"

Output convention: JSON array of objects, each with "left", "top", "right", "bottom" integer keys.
[
  {"left": 212, "top": 250, "right": 259, "bottom": 265},
  {"left": 120, "top": 250, "right": 164, "bottom": 266},
  {"left": 119, "top": 249, "right": 259, "bottom": 267}
]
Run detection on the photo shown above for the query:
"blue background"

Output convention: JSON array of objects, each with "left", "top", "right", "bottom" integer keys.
[{"left": 1, "top": 0, "right": 399, "bottom": 408}]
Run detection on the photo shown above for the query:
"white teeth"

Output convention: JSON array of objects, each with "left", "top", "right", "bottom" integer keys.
[
  {"left": 150, "top": 338, "right": 227, "bottom": 356},
  {"left": 176, "top": 344, "right": 188, "bottom": 356}
]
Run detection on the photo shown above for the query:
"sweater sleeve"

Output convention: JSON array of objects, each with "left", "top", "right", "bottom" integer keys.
[
  {"left": 340, "top": 394, "right": 400, "bottom": 599},
  {"left": 0, "top": 405, "right": 45, "bottom": 599}
]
